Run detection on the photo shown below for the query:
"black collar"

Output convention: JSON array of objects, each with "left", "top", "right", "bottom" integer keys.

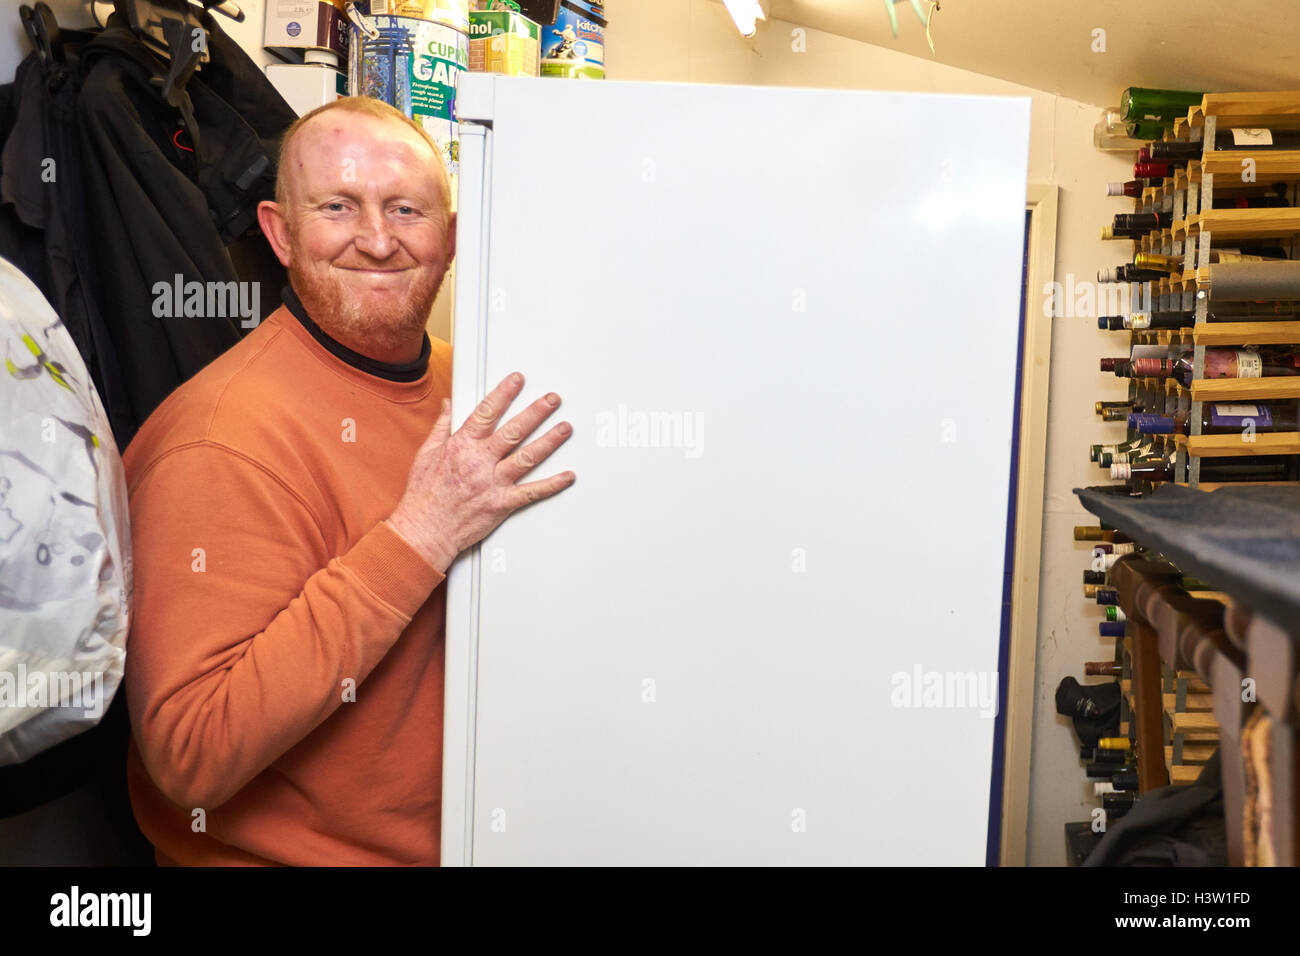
[{"left": 281, "top": 285, "right": 430, "bottom": 383}]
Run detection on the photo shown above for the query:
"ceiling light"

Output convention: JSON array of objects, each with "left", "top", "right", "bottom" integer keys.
[{"left": 722, "top": 0, "right": 767, "bottom": 38}]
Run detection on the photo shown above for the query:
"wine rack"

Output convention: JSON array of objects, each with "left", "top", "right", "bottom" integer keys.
[{"left": 1115, "top": 90, "right": 1300, "bottom": 489}]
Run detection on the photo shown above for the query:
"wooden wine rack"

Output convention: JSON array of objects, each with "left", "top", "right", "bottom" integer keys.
[
  {"left": 1119, "top": 90, "right": 1300, "bottom": 488},
  {"left": 1104, "top": 557, "right": 1299, "bottom": 866}
]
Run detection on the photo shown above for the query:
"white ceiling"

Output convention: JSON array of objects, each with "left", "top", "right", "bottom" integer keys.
[{"left": 758, "top": 0, "right": 1300, "bottom": 109}]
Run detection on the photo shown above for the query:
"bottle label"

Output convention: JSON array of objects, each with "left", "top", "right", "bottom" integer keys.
[
  {"left": 1235, "top": 351, "right": 1263, "bottom": 378},
  {"left": 1129, "top": 312, "right": 1151, "bottom": 330},
  {"left": 1215, "top": 252, "right": 1275, "bottom": 264},
  {"left": 1203, "top": 350, "right": 1241, "bottom": 378},
  {"left": 1231, "top": 127, "right": 1274, "bottom": 146},
  {"left": 1210, "top": 403, "right": 1271, "bottom": 428}
]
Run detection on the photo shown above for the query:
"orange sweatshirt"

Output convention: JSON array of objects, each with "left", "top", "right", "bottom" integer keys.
[{"left": 122, "top": 287, "right": 451, "bottom": 865}]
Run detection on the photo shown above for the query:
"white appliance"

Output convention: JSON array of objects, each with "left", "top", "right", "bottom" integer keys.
[{"left": 443, "top": 73, "right": 1031, "bottom": 865}]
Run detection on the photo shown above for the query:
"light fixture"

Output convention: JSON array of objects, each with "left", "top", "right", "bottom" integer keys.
[{"left": 722, "top": 0, "right": 767, "bottom": 39}]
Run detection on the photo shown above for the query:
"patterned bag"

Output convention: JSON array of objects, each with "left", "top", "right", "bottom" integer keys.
[{"left": 0, "top": 256, "right": 129, "bottom": 764}]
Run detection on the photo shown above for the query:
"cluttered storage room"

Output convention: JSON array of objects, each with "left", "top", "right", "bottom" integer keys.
[{"left": 1, "top": 0, "right": 1299, "bottom": 877}]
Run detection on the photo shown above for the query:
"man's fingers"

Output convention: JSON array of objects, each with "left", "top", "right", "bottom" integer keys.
[
  {"left": 506, "top": 471, "right": 576, "bottom": 510},
  {"left": 460, "top": 372, "right": 524, "bottom": 441},
  {"left": 498, "top": 421, "right": 572, "bottom": 482},
  {"left": 487, "top": 391, "right": 563, "bottom": 459}
]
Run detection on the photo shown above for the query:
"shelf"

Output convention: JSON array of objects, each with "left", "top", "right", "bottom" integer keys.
[
  {"left": 1191, "top": 90, "right": 1300, "bottom": 129},
  {"left": 1170, "top": 710, "right": 1219, "bottom": 738},
  {"left": 1193, "top": 321, "right": 1300, "bottom": 346},
  {"left": 1162, "top": 692, "right": 1213, "bottom": 712},
  {"left": 1175, "top": 672, "right": 1211, "bottom": 695},
  {"left": 1185, "top": 432, "right": 1300, "bottom": 458},
  {"left": 1185, "top": 208, "right": 1300, "bottom": 239},
  {"left": 1201, "top": 150, "right": 1300, "bottom": 182},
  {"left": 1165, "top": 743, "right": 1217, "bottom": 763},
  {"left": 1169, "top": 765, "right": 1202, "bottom": 785},
  {"left": 1189, "top": 377, "right": 1300, "bottom": 401}
]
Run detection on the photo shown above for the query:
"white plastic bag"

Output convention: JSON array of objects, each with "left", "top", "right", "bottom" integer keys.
[{"left": 0, "top": 255, "right": 129, "bottom": 765}]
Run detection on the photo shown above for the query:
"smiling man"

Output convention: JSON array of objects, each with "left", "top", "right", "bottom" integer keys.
[{"left": 121, "top": 97, "right": 575, "bottom": 865}]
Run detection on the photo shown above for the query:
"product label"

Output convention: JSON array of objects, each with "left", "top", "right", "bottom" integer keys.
[
  {"left": 1210, "top": 403, "right": 1271, "bottom": 428},
  {"left": 1203, "top": 350, "right": 1238, "bottom": 378},
  {"left": 1129, "top": 312, "right": 1151, "bottom": 330},
  {"left": 1235, "top": 351, "right": 1263, "bottom": 378},
  {"left": 349, "top": 15, "right": 468, "bottom": 173},
  {"left": 1214, "top": 252, "right": 1274, "bottom": 264},
  {"left": 1231, "top": 127, "right": 1274, "bottom": 147}
]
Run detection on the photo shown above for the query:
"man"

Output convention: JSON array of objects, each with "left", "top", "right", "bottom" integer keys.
[{"left": 122, "top": 96, "right": 575, "bottom": 865}]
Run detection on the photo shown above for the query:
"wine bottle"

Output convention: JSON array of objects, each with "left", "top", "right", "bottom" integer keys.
[
  {"left": 1211, "top": 195, "right": 1291, "bottom": 210},
  {"left": 1152, "top": 129, "right": 1300, "bottom": 157},
  {"left": 1211, "top": 249, "right": 1288, "bottom": 263},
  {"left": 1133, "top": 160, "right": 1178, "bottom": 181},
  {"left": 1131, "top": 401, "right": 1300, "bottom": 436},
  {"left": 1132, "top": 348, "right": 1300, "bottom": 387},
  {"left": 1111, "top": 455, "right": 1293, "bottom": 483},
  {"left": 1096, "top": 400, "right": 1136, "bottom": 414},
  {"left": 1105, "top": 606, "right": 1126, "bottom": 622},
  {"left": 1074, "top": 525, "right": 1117, "bottom": 541},
  {"left": 1120, "top": 87, "right": 1204, "bottom": 124},
  {"left": 1103, "top": 791, "right": 1137, "bottom": 812},
  {"left": 1085, "top": 661, "right": 1122, "bottom": 676},
  {"left": 1097, "top": 737, "right": 1131, "bottom": 750},
  {"left": 1083, "top": 746, "right": 1128, "bottom": 764},
  {"left": 1127, "top": 119, "right": 1173, "bottom": 140},
  {"left": 1100, "top": 621, "right": 1126, "bottom": 637},
  {"left": 1094, "top": 108, "right": 1148, "bottom": 151},
  {"left": 1104, "top": 210, "right": 1174, "bottom": 236},
  {"left": 1106, "top": 178, "right": 1170, "bottom": 198},
  {"left": 1092, "top": 541, "right": 1137, "bottom": 555},
  {"left": 1108, "top": 303, "right": 1300, "bottom": 331},
  {"left": 1083, "top": 569, "right": 1107, "bottom": 585},
  {"left": 1087, "top": 762, "right": 1125, "bottom": 779},
  {"left": 1098, "top": 265, "right": 1169, "bottom": 283},
  {"left": 1138, "top": 145, "right": 1190, "bottom": 168},
  {"left": 1094, "top": 781, "right": 1117, "bottom": 796},
  {"left": 1095, "top": 587, "right": 1119, "bottom": 605},
  {"left": 1132, "top": 252, "right": 1182, "bottom": 274},
  {"left": 1111, "top": 772, "right": 1140, "bottom": 791},
  {"left": 1100, "top": 446, "right": 1156, "bottom": 468}
]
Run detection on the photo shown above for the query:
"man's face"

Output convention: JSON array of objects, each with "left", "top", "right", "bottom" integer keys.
[{"left": 275, "top": 113, "right": 455, "bottom": 350}]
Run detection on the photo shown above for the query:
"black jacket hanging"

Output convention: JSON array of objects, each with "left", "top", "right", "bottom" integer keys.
[
  {"left": 76, "top": 9, "right": 296, "bottom": 436},
  {"left": 0, "top": 35, "right": 135, "bottom": 448}
]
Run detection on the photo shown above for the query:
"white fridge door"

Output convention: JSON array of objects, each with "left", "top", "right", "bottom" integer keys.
[{"left": 444, "top": 74, "right": 1030, "bottom": 865}]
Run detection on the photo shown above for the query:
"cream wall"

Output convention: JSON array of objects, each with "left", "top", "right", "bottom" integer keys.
[{"left": 605, "top": 0, "right": 1133, "bottom": 866}]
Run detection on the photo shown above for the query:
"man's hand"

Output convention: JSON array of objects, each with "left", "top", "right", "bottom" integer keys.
[{"left": 387, "top": 372, "right": 575, "bottom": 572}]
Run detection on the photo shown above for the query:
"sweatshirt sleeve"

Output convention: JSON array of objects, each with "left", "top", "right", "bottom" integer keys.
[{"left": 124, "top": 441, "right": 444, "bottom": 810}]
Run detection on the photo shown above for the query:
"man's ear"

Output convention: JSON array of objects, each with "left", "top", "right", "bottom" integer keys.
[{"left": 257, "top": 200, "right": 293, "bottom": 268}]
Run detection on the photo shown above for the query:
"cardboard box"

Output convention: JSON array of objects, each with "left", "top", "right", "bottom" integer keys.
[
  {"left": 264, "top": 0, "right": 349, "bottom": 63},
  {"left": 468, "top": 10, "right": 540, "bottom": 77}
]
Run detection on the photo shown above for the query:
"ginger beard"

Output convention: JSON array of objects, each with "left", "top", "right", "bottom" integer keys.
[{"left": 285, "top": 213, "right": 447, "bottom": 354}]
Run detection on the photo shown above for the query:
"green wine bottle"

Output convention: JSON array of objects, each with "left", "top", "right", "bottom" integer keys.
[{"left": 1120, "top": 87, "right": 1205, "bottom": 123}]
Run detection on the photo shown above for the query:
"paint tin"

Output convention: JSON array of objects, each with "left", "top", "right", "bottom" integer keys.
[{"left": 347, "top": 1, "right": 469, "bottom": 173}]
